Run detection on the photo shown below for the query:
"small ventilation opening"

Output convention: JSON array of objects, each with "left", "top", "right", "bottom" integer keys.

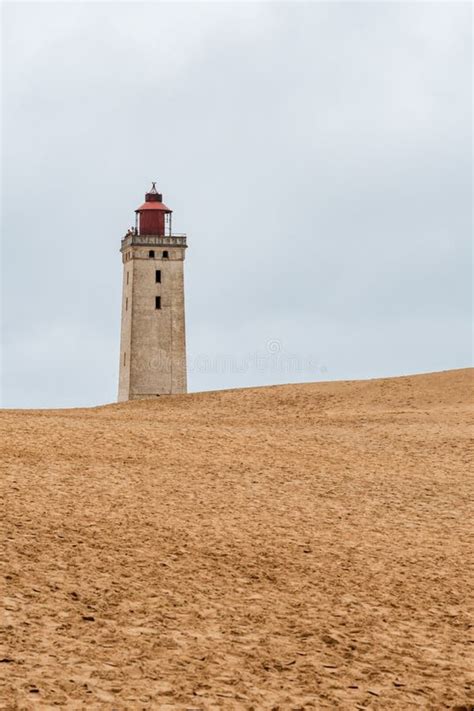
[
  {"left": 149, "top": 250, "right": 155, "bottom": 258},
  {"left": 162, "top": 250, "right": 169, "bottom": 259},
  {"left": 155, "top": 296, "right": 161, "bottom": 310}
]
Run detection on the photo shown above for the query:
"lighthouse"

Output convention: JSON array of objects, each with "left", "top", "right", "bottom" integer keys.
[{"left": 118, "top": 183, "right": 187, "bottom": 401}]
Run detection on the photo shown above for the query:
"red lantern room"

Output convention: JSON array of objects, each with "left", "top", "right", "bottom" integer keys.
[{"left": 135, "top": 183, "right": 172, "bottom": 236}]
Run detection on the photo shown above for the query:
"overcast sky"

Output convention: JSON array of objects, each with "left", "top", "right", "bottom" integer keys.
[{"left": 2, "top": 2, "right": 472, "bottom": 408}]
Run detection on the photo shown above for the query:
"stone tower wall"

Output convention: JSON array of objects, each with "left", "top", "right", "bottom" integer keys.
[{"left": 118, "top": 236, "right": 187, "bottom": 401}]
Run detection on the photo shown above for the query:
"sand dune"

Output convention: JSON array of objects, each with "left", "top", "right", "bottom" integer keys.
[{"left": 1, "top": 369, "right": 472, "bottom": 709}]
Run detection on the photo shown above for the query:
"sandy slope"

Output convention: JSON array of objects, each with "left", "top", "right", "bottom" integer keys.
[{"left": 1, "top": 369, "right": 472, "bottom": 710}]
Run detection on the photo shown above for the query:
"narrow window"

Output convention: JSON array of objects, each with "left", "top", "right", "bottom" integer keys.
[
  {"left": 126, "top": 271, "right": 129, "bottom": 285},
  {"left": 162, "top": 250, "right": 169, "bottom": 259},
  {"left": 123, "top": 352, "right": 126, "bottom": 366},
  {"left": 149, "top": 250, "right": 155, "bottom": 258},
  {"left": 155, "top": 269, "right": 161, "bottom": 284},
  {"left": 155, "top": 296, "right": 161, "bottom": 310},
  {"left": 125, "top": 297, "right": 128, "bottom": 311}
]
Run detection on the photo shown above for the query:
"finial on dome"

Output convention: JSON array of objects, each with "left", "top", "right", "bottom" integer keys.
[{"left": 145, "top": 182, "right": 162, "bottom": 203}]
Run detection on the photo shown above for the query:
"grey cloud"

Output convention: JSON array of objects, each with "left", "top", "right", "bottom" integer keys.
[{"left": 2, "top": 2, "right": 471, "bottom": 407}]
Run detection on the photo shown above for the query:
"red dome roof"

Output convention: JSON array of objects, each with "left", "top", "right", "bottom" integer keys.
[{"left": 135, "top": 201, "right": 171, "bottom": 213}]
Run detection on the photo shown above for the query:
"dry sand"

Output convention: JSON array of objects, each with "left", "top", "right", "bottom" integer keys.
[{"left": 1, "top": 369, "right": 473, "bottom": 710}]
